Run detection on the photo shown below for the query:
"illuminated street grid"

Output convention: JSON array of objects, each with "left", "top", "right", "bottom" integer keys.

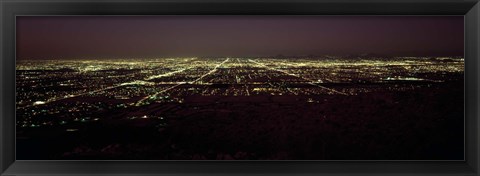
[{"left": 16, "top": 57, "right": 463, "bottom": 128}]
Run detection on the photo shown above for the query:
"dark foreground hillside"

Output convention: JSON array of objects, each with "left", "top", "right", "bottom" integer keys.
[{"left": 17, "top": 81, "right": 464, "bottom": 160}]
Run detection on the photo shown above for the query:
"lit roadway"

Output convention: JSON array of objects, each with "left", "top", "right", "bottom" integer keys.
[
  {"left": 145, "top": 67, "right": 193, "bottom": 80},
  {"left": 248, "top": 59, "right": 348, "bottom": 96},
  {"left": 29, "top": 67, "right": 189, "bottom": 107},
  {"left": 29, "top": 82, "right": 138, "bottom": 108},
  {"left": 29, "top": 57, "right": 344, "bottom": 108},
  {"left": 190, "top": 58, "right": 230, "bottom": 84},
  {"left": 136, "top": 58, "right": 230, "bottom": 105}
]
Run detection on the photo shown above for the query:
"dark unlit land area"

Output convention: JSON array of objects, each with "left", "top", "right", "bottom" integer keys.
[{"left": 17, "top": 81, "right": 464, "bottom": 160}]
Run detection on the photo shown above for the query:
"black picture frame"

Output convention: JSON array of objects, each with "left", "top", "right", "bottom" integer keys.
[{"left": 1, "top": 0, "right": 479, "bottom": 175}]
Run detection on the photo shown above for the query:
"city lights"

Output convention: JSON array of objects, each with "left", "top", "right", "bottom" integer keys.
[{"left": 16, "top": 56, "right": 464, "bottom": 129}]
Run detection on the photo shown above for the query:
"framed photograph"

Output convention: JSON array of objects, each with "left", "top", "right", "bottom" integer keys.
[{"left": 1, "top": 0, "right": 479, "bottom": 175}]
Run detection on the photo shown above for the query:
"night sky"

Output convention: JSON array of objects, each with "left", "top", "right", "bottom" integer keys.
[{"left": 16, "top": 16, "right": 464, "bottom": 60}]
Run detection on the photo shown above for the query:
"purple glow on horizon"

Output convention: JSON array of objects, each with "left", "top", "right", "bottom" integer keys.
[{"left": 16, "top": 16, "right": 464, "bottom": 59}]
